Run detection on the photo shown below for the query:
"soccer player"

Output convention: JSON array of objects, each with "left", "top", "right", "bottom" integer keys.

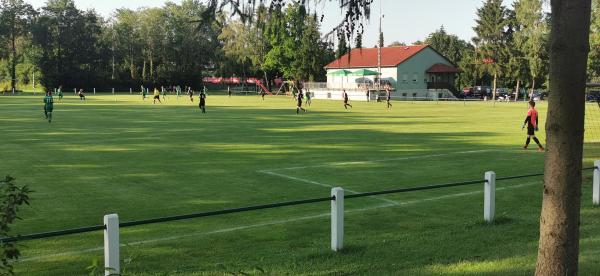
[
  {"left": 43, "top": 91, "right": 54, "bottom": 123},
  {"left": 161, "top": 86, "right": 167, "bottom": 100},
  {"left": 305, "top": 90, "right": 312, "bottom": 106},
  {"left": 342, "top": 90, "right": 352, "bottom": 109},
  {"left": 228, "top": 86, "right": 232, "bottom": 97},
  {"left": 522, "top": 100, "right": 544, "bottom": 151},
  {"left": 199, "top": 90, "right": 207, "bottom": 113},
  {"left": 187, "top": 87, "right": 194, "bottom": 102},
  {"left": 385, "top": 86, "right": 392, "bottom": 109},
  {"left": 261, "top": 90, "right": 266, "bottom": 101},
  {"left": 78, "top": 89, "right": 86, "bottom": 101},
  {"left": 153, "top": 88, "right": 162, "bottom": 104},
  {"left": 296, "top": 90, "right": 306, "bottom": 114},
  {"left": 57, "top": 85, "right": 63, "bottom": 101}
]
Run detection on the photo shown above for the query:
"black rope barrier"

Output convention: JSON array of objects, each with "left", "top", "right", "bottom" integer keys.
[
  {"left": 0, "top": 225, "right": 105, "bottom": 243},
  {"left": 120, "top": 196, "right": 335, "bottom": 228},
  {"left": 346, "top": 179, "right": 484, "bottom": 199},
  {"left": 2, "top": 166, "right": 596, "bottom": 243},
  {"left": 496, "top": 172, "right": 545, "bottom": 181}
]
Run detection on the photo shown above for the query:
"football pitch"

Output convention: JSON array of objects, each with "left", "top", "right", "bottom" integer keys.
[{"left": 1, "top": 94, "right": 599, "bottom": 275}]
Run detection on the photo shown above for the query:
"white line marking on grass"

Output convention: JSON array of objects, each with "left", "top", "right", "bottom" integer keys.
[
  {"left": 262, "top": 149, "right": 497, "bottom": 172},
  {"left": 258, "top": 150, "right": 499, "bottom": 206},
  {"left": 261, "top": 171, "right": 399, "bottom": 206},
  {"left": 18, "top": 181, "right": 536, "bottom": 263}
]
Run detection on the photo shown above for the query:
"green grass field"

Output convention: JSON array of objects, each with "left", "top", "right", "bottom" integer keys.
[{"left": 1, "top": 94, "right": 599, "bottom": 275}]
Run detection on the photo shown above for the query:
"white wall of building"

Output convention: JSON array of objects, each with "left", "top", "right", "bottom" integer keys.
[
  {"left": 311, "top": 89, "right": 369, "bottom": 101},
  {"left": 326, "top": 67, "right": 398, "bottom": 89}
]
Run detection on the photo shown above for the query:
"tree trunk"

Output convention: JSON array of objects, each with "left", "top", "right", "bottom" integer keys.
[
  {"left": 142, "top": 59, "right": 147, "bottom": 81},
  {"left": 10, "top": 29, "right": 17, "bottom": 92},
  {"left": 263, "top": 71, "right": 270, "bottom": 92},
  {"left": 150, "top": 55, "right": 154, "bottom": 81},
  {"left": 492, "top": 72, "right": 497, "bottom": 102},
  {"left": 531, "top": 77, "right": 536, "bottom": 101},
  {"left": 535, "top": 0, "right": 591, "bottom": 275},
  {"left": 515, "top": 79, "right": 520, "bottom": 102}
]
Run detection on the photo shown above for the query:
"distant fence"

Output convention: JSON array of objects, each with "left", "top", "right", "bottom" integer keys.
[{"left": 3, "top": 164, "right": 600, "bottom": 275}]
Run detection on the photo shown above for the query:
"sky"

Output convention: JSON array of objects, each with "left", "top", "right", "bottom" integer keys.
[{"left": 27, "top": 0, "right": 522, "bottom": 46}]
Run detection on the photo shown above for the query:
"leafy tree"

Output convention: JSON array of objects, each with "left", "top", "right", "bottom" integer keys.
[
  {"left": 588, "top": 0, "right": 600, "bottom": 81},
  {"left": 201, "top": 0, "right": 372, "bottom": 41},
  {"left": 425, "top": 26, "right": 470, "bottom": 65},
  {"left": 294, "top": 14, "right": 333, "bottom": 81},
  {"left": 336, "top": 34, "right": 349, "bottom": 58},
  {"left": 473, "top": 0, "right": 510, "bottom": 99},
  {"left": 262, "top": 5, "right": 288, "bottom": 80},
  {"left": 388, "top": 41, "right": 407, "bottom": 47},
  {"left": 31, "top": 0, "right": 104, "bottom": 91},
  {"left": 514, "top": 0, "right": 548, "bottom": 96},
  {"left": 0, "top": 0, "right": 36, "bottom": 91},
  {"left": 457, "top": 46, "right": 480, "bottom": 89},
  {"left": 0, "top": 176, "right": 32, "bottom": 275},
  {"left": 112, "top": 9, "right": 143, "bottom": 81},
  {"left": 354, "top": 33, "right": 362, "bottom": 49}
]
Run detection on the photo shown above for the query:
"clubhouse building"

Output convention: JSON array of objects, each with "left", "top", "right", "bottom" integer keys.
[{"left": 307, "top": 45, "right": 460, "bottom": 101}]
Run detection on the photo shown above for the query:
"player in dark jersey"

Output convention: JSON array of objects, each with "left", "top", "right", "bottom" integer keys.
[
  {"left": 343, "top": 90, "right": 352, "bottom": 109},
  {"left": 522, "top": 100, "right": 544, "bottom": 151},
  {"left": 199, "top": 91, "right": 207, "bottom": 113},
  {"left": 228, "top": 86, "right": 232, "bottom": 98},
  {"left": 78, "top": 89, "right": 86, "bottom": 101},
  {"left": 43, "top": 91, "right": 54, "bottom": 123},
  {"left": 296, "top": 90, "right": 306, "bottom": 114},
  {"left": 385, "top": 86, "right": 392, "bottom": 109}
]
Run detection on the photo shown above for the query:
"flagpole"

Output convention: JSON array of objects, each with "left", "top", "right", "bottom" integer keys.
[{"left": 378, "top": 0, "right": 382, "bottom": 93}]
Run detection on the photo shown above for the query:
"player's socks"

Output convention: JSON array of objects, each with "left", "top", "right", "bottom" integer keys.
[
  {"left": 533, "top": 137, "right": 543, "bottom": 150},
  {"left": 524, "top": 137, "right": 531, "bottom": 149}
]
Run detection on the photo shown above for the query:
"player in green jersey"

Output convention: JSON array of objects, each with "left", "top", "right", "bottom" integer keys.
[{"left": 43, "top": 91, "right": 54, "bottom": 123}]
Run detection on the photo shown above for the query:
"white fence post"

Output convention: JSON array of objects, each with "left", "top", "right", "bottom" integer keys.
[
  {"left": 130, "top": 88, "right": 132, "bottom": 94},
  {"left": 93, "top": 88, "right": 96, "bottom": 95},
  {"left": 104, "top": 214, "right": 120, "bottom": 276},
  {"left": 484, "top": 171, "right": 496, "bottom": 223},
  {"left": 594, "top": 161, "right": 600, "bottom": 206},
  {"left": 331, "top": 187, "right": 344, "bottom": 251}
]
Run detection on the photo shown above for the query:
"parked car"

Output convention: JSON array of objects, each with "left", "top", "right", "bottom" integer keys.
[
  {"left": 588, "top": 90, "right": 600, "bottom": 102},
  {"left": 474, "top": 86, "right": 492, "bottom": 98}
]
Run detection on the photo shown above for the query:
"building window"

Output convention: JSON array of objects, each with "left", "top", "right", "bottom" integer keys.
[
  {"left": 413, "top": 73, "right": 418, "bottom": 82},
  {"left": 402, "top": 93, "right": 407, "bottom": 97},
  {"left": 403, "top": 74, "right": 408, "bottom": 82}
]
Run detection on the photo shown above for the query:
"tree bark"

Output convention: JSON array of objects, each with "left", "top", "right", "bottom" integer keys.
[
  {"left": 535, "top": 1, "right": 591, "bottom": 275},
  {"left": 531, "top": 77, "right": 536, "bottom": 101},
  {"left": 515, "top": 79, "right": 520, "bottom": 102},
  {"left": 492, "top": 72, "right": 497, "bottom": 103},
  {"left": 10, "top": 25, "right": 17, "bottom": 92}
]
